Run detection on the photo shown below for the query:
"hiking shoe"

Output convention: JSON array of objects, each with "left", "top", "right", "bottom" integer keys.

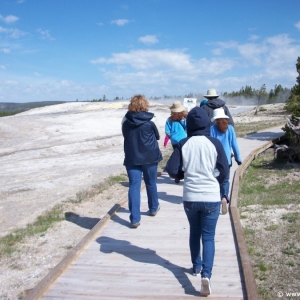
[
  {"left": 192, "top": 269, "right": 200, "bottom": 276},
  {"left": 221, "top": 197, "right": 228, "bottom": 215},
  {"left": 200, "top": 277, "right": 211, "bottom": 296},
  {"left": 130, "top": 222, "right": 140, "bottom": 228},
  {"left": 149, "top": 206, "right": 160, "bottom": 216}
]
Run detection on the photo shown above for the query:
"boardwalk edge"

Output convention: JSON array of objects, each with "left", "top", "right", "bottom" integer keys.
[
  {"left": 24, "top": 170, "right": 164, "bottom": 299},
  {"left": 230, "top": 134, "right": 286, "bottom": 300}
]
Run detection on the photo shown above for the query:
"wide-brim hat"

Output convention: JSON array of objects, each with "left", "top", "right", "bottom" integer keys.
[
  {"left": 211, "top": 108, "right": 229, "bottom": 122},
  {"left": 170, "top": 101, "right": 186, "bottom": 113},
  {"left": 204, "top": 88, "right": 219, "bottom": 98}
]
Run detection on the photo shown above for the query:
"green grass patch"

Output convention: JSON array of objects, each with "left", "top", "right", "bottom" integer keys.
[
  {"left": 0, "top": 204, "right": 64, "bottom": 258},
  {"left": 234, "top": 120, "right": 285, "bottom": 137},
  {"left": 282, "top": 212, "right": 299, "bottom": 223},
  {"left": 239, "top": 148, "right": 300, "bottom": 299},
  {"left": 0, "top": 172, "right": 130, "bottom": 258},
  {"left": 239, "top": 151, "right": 300, "bottom": 207},
  {"left": 258, "top": 261, "right": 268, "bottom": 272},
  {"left": 264, "top": 224, "right": 279, "bottom": 231},
  {"left": 69, "top": 173, "right": 128, "bottom": 203},
  {"left": 244, "top": 228, "right": 255, "bottom": 235}
]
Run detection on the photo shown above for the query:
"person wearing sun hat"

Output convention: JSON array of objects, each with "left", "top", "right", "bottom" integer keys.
[
  {"left": 210, "top": 107, "right": 242, "bottom": 215},
  {"left": 165, "top": 100, "right": 187, "bottom": 148},
  {"left": 201, "top": 89, "right": 234, "bottom": 126},
  {"left": 165, "top": 100, "right": 188, "bottom": 183}
]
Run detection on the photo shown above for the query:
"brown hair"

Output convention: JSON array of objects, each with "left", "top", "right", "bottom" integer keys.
[
  {"left": 170, "top": 111, "right": 187, "bottom": 121},
  {"left": 216, "top": 118, "right": 229, "bottom": 133},
  {"left": 128, "top": 94, "right": 149, "bottom": 112}
]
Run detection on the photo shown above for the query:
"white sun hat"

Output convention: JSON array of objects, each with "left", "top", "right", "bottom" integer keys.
[
  {"left": 204, "top": 88, "right": 219, "bottom": 98},
  {"left": 211, "top": 108, "right": 229, "bottom": 122},
  {"left": 170, "top": 101, "right": 186, "bottom": 113}
]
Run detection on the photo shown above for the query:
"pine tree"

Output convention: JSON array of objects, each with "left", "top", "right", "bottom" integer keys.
[{"left": 285, "top": 57, "right": 300, "bottom": 119}]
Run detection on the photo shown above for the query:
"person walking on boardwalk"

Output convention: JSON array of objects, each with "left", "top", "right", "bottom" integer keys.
[
  {"left": 201, "top": 88, "right": 234, "bottom": 126},
  {"left": 164, "top": 100, "right": 187, "bottom": 183},
  {"left": 122, "top": 95, "right": 162, "bottom": 228},
  {"left": 166, "top": 107, "right": 228, "bottom": 296},
  {"left": 210, "top": 108, "right": 242, "bottom": 215}
]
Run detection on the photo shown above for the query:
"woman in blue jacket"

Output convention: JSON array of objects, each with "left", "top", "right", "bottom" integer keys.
[
  {"left": 165, "top": 101, "right": 187, "bottom": 148},
  {"left": 122, "top": 95, "right": 162, "bottom": 228},
  {"left": 210, "top": 108, "right": 242, "bottom": 215},
  {"left": 165, "top": 100, "right": 187, "bottom": 183}
]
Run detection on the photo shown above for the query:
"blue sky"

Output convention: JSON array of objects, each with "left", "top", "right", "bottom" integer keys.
[{"left": 1, "top": 0, "right": 300, "bottom": 103}]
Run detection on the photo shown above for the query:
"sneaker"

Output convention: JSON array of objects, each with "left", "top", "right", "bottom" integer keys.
[
  {"left": 130, "top": 222, "right": 140, "bottom": 228},
  {"left": 175, "top": 178, "right": 180, "bottom": 184},
  {"left": 221, "top": 197, "right": 228, "bottom": 215},
  {"left": 192, "top": 269, "right": 200, "bottom": 276},
  {"left": 200, "top": 277, "right": 211, "bottom": 296},
  {"left": 149, "top": 206, "right": 160, "bottom": 216}
]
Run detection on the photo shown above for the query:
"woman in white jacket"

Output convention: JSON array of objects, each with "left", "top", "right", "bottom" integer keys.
[{"left": 166, "top": 107, "right": 228, "bottom": 296}]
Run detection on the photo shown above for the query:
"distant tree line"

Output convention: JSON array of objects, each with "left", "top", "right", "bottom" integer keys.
[
  {"left": 148, "top": 85, "right": 291, "bottom": 105},
  {"left": 0, "top": 110, "right": 23, "bottom": 117},
  {"left": 223, "top": 84, "right": 291, "bottom": 104},
  {"left": 0, "top": 101, "right": 66, "bottom": 118}
]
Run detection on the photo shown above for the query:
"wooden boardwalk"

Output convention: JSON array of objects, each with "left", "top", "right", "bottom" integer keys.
[{"left": 25, "top": 126, "right": 285, "bottom": 300}]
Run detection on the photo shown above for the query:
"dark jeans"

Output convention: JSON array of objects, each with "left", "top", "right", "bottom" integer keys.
[
  {"left": 126, "top": 163, "right": 159, "bottom": 224},
  {"left": 220, "top": 167, "right": 230, "bottom": 202},
  {"left": 183, "top": 201, "right": 220, "bottom": 279}
]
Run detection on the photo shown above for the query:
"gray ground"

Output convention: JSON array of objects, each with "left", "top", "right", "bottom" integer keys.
[{"left": 0, "top": 101, "right": 175, "bottom": 238}]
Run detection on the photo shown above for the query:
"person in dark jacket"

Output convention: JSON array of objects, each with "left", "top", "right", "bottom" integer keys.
[
  {"left": 165, "top": 107, "right": 228, "bottom": 296},
  {"left": 201, "top": 88, "right": 234, "bottom": 126},
  {"left": 122, "top": 95, "right": 162, "bottom": 228}
]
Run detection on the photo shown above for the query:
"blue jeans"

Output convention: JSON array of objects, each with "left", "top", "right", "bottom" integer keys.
[
  {"left": 126, "top": 164, "right": 159, "bottom": 224},
  {"left": 183, "top": 201, "right": 220, "bottom": 279},
  {"left": 220, "top": 167, "right": 230, "bottom": 202}
]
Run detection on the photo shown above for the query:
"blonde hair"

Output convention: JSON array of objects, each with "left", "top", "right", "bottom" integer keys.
[{"left": 128, "top": 95, "right": 149, "bottom": 112}]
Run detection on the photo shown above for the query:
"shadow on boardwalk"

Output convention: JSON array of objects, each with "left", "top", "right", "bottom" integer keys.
[{"left": 97, "top": 236, "right": 199, "bottom": 296}]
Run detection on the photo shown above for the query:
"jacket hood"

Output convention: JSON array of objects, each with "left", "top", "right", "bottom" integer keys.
[
  {"left": 187, "top": 107, "right": 210, "bottom": 137},
  {"left": 206, "top": 98, "right": 226, "bottom": 109},
  {"left": 124, "top": 111, "right": 154, "bottom": 127}
]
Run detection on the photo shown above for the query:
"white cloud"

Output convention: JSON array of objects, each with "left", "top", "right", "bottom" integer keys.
[
  {"left": 0, "top": 26, "right": 27, "bottom": 38},
  {"left": 0, "top": 65, "right": 6, "bottom": 70},
  {"left": 139, "top": 35, "right": 159, "bottom": 46},
  {"left": 111, "top": 19, "right": 129, "bottom": 26},
  {"left": 266, "top": 34, "right": 293, "bottom": 46},
  {"left": 88, "top": 32, "right": 299, "bottom": 98},
  {"left": 0, "top": 14, "right": 19, "bottom": 24},
  {"left": 61, "top": 80, "right": 74, "bottom": 87},
  {"left": 1, "top": 48, "right": 10, "bottom": 53},
  {"left": 91, "top": 49, "right": 194, "bottom": 70},
  {"left": 90, "top": 49, "right": 236, "bottom": 97},
  {"left": 238, "top": 43, "right": 268, "bottom": 65},
  {"left": 37, "top": 29, "right": 55, "bottom": 40},
  {"left": 210, "top": 40, "right": 238, "bottom": 55},
  {"left": 249, "top": 34, "right": 260, "bottom": 41},
  {"left": 295, "top": 21, "right": 300, "bottom": 30},
  {"left": 34, "top": 72, "right": 41, "bottom": 77},
  {"left": 97, "top": 22, "right": 104, "bottom": 26},
  {"left": 2, "top": 32, "right": 299, "bottom": 102}
]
